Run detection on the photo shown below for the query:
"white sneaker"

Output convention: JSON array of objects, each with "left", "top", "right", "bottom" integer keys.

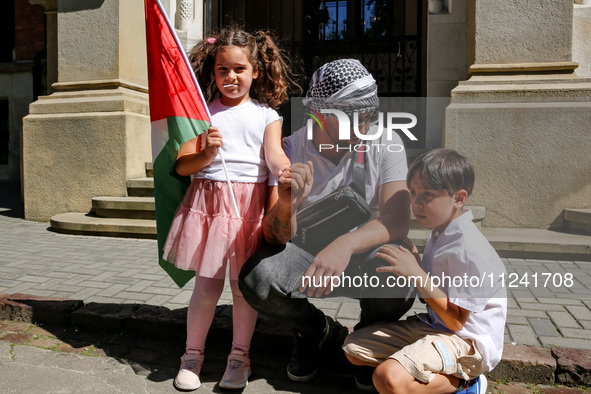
[
  {"left": 173, "top": 351, "right": 204, "bottom": 391},
  {"left": 219, "top": 349, "right": 252, "bottom": 389},
  {"left": 475, "top": 374, "right": 488, "bottom": 394}
]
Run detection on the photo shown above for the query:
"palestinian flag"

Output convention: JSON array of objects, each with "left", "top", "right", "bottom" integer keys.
[{"left": 145, "top": 0, "right": 210, "bottom": 287}]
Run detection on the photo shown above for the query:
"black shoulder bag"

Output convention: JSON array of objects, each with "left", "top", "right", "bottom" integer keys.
[{"left": 292, "top": 150, "right": 371, "bottom": 255}]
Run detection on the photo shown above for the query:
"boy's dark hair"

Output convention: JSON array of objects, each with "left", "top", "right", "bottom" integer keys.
[{"left": 407, "top": 148, "right": 475, "bottom": 196}]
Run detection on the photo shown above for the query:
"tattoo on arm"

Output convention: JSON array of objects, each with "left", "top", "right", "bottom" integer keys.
[{"left": 265, "top": 207, "right": 291, "bottom": 245}]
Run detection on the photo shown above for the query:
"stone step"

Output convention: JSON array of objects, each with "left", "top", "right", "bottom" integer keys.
[
  {"left": 563, "top": 208, "right": 591, "bottom": 236},
  {"left": 89, "top": 195, "right": 484, "bottom": 227},
  {"left": 92, "top": 196, "right": 155, "bottom": 219},
  {"left": 549, "top": 208, "right": 591, "bottom": 236},
  {"left": 49, "top": 212, "right": 156, "bottom": 239},
  {"left": 410, "top": 226, "right": 591, "bottom": 262},
  {"left": 50, "top": 202, "right": 485, "bottom": 239},
  {"left": 126, "top": 177, "right": 154, "bottom": 197},
  {"left": 48, "top": 213, "right": 591, "bottom": 261}
]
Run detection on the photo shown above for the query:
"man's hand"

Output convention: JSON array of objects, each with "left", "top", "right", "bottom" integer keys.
[
  {"left": 276, "top": 165, "right": 292, "bottom": 202},
  {"left": 262, "top": 162, "right": 313, "bottom": 245},
  {"left": 300, "top": 237, "right": 353, "bottom": 298},
  {"left": 286, "top": 161, "right": 313, "bottom": 215}
]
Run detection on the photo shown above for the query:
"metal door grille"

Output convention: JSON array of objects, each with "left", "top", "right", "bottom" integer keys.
[{"left": 210, "top": 0, "right": 424, "bottom": 97}]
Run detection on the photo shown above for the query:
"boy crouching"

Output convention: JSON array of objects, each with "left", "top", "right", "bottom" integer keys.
[{"left": 343, "top": 149, "right": 506, "bottom": 394}]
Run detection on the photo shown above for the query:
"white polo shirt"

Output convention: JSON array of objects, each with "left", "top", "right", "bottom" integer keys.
[{"left": 417, "top": 210, "right": 508, "bottom": 371}]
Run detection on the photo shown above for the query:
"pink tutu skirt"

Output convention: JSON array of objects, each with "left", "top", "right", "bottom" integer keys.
[{"left": 162, "top": 178, "right": 267, "bottom": 280}]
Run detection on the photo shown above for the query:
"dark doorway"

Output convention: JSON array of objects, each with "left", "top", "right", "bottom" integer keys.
[
  {"left": 0, "top": 0, "right": 15, "bottom": 63},
  {"left": 209, "top": 0, "right": 425, "bottom": 96},
  {"left": 208, "top": 0, "right": 427, "bottom": 144},
  {"left": 0, "top": 100, "right": 8, "bottom": 166}
]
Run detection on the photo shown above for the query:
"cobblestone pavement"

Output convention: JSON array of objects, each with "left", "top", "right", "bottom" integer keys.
[
  {"left": 1, "top": 320, "right": 588, "bottom": 394},
  {"left": 1, "top": 190, "right": 591, "bottom": 351},
  {"left": 3, "top": 186, "right": 591, "bottom": 392}
]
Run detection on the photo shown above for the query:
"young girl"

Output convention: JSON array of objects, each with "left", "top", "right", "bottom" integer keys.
[{"left": 162, "top": 28, "right": 296, "bottom": 390}]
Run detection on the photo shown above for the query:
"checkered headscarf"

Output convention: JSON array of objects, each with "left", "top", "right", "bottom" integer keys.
[{"left": 303, "top": 59, "right": 378, "bottom": 115}]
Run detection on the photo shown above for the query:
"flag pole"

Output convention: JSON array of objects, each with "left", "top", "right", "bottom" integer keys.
[{"left": 153, "top": 0, "right": 241, "bottom": 219}]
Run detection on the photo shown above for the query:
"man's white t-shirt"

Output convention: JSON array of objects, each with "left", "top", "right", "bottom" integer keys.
[
  {"left": 197, "top": 99, "right": 280, "bottom": 184},
  {"left": 283, "top": 124, "right": 408, "bottom": 218},
  {"left": 418, "top": 210, "right": 508, "bottom": 371}
]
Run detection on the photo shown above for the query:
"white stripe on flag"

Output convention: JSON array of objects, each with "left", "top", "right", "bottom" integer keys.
[{"left": 151, "top": 118, "right": 168, "bottom": 163}]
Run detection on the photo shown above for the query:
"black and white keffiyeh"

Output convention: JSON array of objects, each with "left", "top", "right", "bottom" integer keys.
[{"left": 303, "top": 59, "right": 378, "bottom": 115}]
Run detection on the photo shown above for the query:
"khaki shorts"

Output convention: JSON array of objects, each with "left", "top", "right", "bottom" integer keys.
[{"left": 343, "top": 316, "right": 486, "bottom": 383}]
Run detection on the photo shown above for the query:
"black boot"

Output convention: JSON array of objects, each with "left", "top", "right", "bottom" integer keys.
[{"left": 287, "top": 315, "right": 341, "bottom": 382}]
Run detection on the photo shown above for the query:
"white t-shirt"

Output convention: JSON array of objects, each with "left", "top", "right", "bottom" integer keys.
[
  {"left": 196, "top": 99, "right": 281, "bottom": 184},
  {"left": 417, "top": 210, "right": 508, "bottom": 371},
  {"left": 283, "top": 125, "right": 408, "bottom": 218}
]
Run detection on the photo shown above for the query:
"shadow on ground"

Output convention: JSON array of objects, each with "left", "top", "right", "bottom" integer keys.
[{"left": 0, "top": 297, "right": 356, "bottom": 393}]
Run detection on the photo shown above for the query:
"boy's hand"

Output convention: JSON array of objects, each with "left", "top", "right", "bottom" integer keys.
[
  {"left": 401, "top": 237, "right": 419, "bottom": 255},
  {"left": 204, "top": 126, "right": 222, "bottom": 158},
  {"left": 376, "top": 244, "right": 422, "bottom": 278}
]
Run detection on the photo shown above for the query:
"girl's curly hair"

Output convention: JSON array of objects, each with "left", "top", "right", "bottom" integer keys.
[{"left": 188, "top": 28, "right": 300, "bottom": 109}]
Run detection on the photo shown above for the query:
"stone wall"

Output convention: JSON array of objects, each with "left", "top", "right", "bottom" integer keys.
[
  {"left": 426, "top": 0, "right": 469, "bottom": 148},
  {"left": 22, "top": 0, "right": 150, "bottom": 221},
  {"left": 573, "top": 3, "right": 591, "bottom": 78},
  {"left": 445, "top": 0, "right": 591, "bottom": 229}
]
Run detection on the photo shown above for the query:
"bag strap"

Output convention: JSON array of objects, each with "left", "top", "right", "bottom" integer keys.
[{"left": 351, "top": 149, "right": 366, "bottom": 199}]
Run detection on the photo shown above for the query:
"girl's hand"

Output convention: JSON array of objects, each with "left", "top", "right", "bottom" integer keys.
[
  {"left": 204, "top": 126, "right": 222, "bottom": 158},
  {"left": 276, "top": 165, "right": 292, "bottom": 205},
  {"left": 376, "top": 244, "right": 422, "bottom": 278},
  {"left": 277, "top": 164, "right": 291, "bottom": 178}
]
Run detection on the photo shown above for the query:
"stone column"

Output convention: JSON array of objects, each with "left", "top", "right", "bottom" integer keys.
[
  {"left": 426, "top": 0, "right": 469, "bottom": 148},
  {"left": 573, "top": 1, "right": 591, "bottom": 78},
  {"left": 179, "top": 0, "right": 193, "bottom": 30},
  {"left": 157, "top": 1, "right": 204, "bottom": 51},
  {"left": 445, "top": 0, "right": 591, "bottom": 228},
  {"left": 176, "top": 0, "right": 205, "bottom": 51},
  {"left": 22, "top": 0, "right": 151, "bottom": 221}
]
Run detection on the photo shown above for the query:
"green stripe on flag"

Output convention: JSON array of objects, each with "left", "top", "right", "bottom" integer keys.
[{"left": 154, "top": 116, "right": 210, "bottom": 288}]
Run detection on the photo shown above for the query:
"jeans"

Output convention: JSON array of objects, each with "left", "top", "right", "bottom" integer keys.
[{"left": 238, "top": 242, "right": 415, "bottom": 335}]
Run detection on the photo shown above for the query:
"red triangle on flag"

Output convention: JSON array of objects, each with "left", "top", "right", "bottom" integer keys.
[{"left": 145, "top": 0, "right": 210, "bottom": 123}]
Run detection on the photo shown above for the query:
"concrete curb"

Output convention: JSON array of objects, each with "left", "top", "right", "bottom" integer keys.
[{"left": 2, "top": 293, "right": 590, "bottom": 387}]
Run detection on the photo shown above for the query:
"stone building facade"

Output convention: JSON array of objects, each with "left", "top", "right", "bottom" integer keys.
[
  {"left": 8, "top": 0, "right": 591, "bottom": 230},
  {"left": 0, "top": 0, "right": 46, "bottom": 184}
]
